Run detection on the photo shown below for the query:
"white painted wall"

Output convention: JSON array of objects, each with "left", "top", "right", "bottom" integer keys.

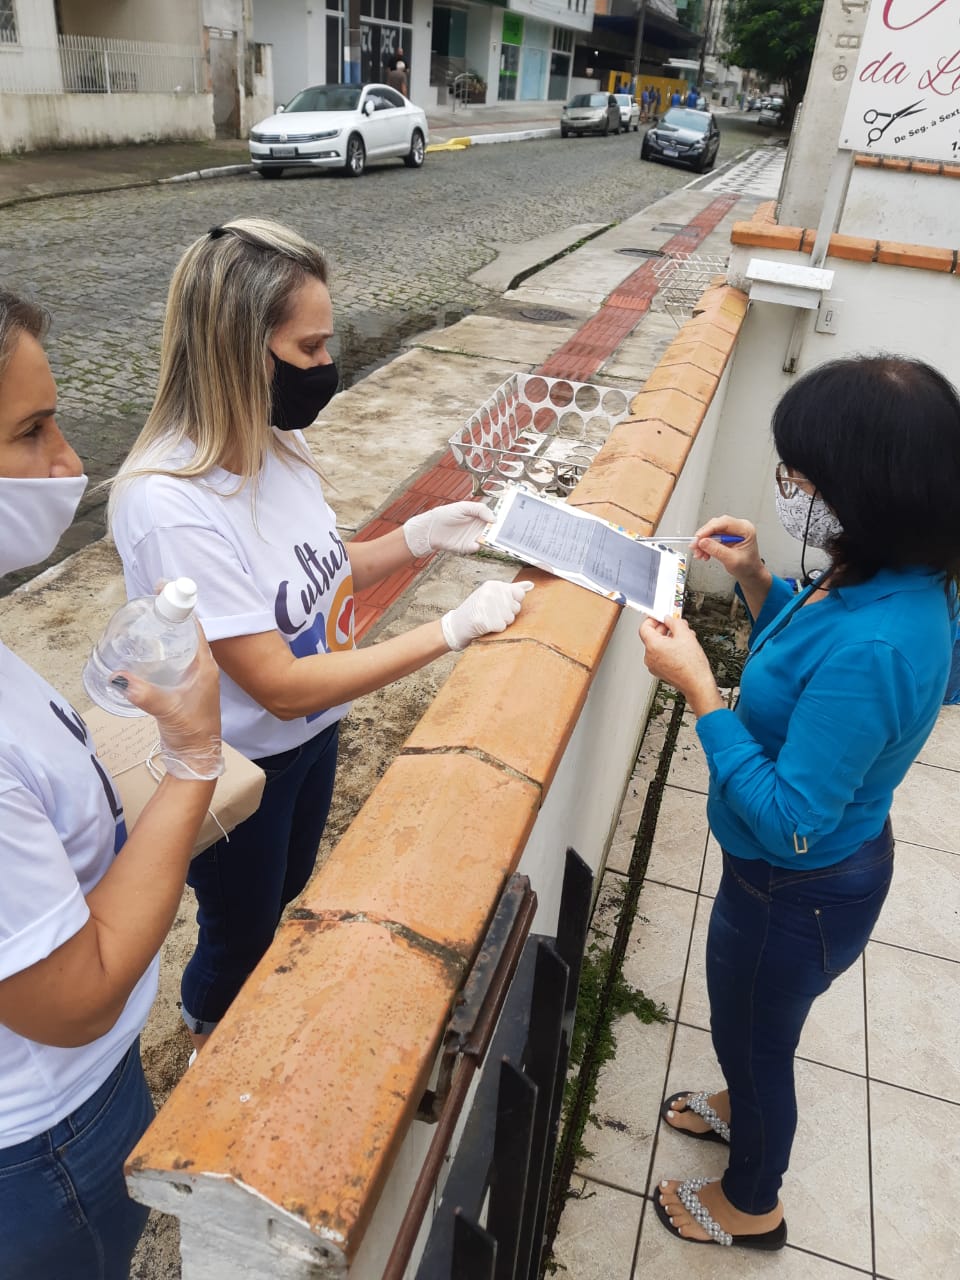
[
  {"left": 840, "top": 166, "right": 960, "bottom": 248},
  {"left": 689, "top": 246, "right": 960, "bottom": 595},
  {"left": 0, "top": 0, "right": 61, "bottom": 94},
  {"left": 57, "top": 0, "right": 204, "bottom": 45},
  {"left": 464, "top": 5, "right": 497, "bottom": 108},
  {"left": 251, "top": 0, "right": 309, "bottom": 107},
  {"left": 0, "top": 91, "right": 214, "bottom": 152}
]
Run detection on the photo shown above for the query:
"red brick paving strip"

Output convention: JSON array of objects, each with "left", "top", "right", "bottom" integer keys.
[{"left": 351, "top": 193, "right": 740, "bottom": 639}]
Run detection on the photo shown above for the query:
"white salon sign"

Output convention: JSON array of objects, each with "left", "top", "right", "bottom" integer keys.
[{"left": 840, "top": 0, "right": 960, "bottom": 161}]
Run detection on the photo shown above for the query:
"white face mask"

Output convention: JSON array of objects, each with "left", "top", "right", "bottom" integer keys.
[
  {"left": 0, "top": 474, "right": 88, "bottom": 577},
  {"left": 775, "top": 487, "right": 842, "bottom": 550}
]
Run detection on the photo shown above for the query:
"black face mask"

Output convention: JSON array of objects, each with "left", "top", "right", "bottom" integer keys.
[{"left": 269, "top": 355, "right": 339, "bottom": 431}]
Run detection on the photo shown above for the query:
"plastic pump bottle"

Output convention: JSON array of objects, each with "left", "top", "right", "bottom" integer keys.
[{"left": 83, "top": 577, "right": 200, "bottom": 717}]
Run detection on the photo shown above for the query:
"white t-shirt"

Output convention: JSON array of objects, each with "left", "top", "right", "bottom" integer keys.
[
  {"left": 111, "top": 432, "right": 355, "bottom": 760},
  {"left": 0, "top": 643, "right": 157, "bottom": 1149}
]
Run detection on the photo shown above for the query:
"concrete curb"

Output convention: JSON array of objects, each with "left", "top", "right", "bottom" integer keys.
[
  {"left": 160, "top": 163, "right": 254, "bottom": 183},
  {"left": 466, "top": 126, "right": 558, "bottom": 145}
]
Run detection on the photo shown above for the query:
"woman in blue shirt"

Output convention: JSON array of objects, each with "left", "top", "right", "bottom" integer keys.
[{"left": 639, "top": 355, "right": 960, "bottom": 1251}]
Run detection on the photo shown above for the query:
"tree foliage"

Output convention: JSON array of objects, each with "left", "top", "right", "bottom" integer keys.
[{"left": 725, "top": 0, "right": 824, "bottom": 106}]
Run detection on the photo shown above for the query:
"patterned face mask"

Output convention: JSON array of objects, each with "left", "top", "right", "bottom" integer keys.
[{"left": 775, "top": 487, "right": 842, "bottom": 549}]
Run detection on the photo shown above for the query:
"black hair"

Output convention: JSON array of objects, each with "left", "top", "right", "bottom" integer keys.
[{"left": 772, "top": 355, "right": 960, "bottom": 590}]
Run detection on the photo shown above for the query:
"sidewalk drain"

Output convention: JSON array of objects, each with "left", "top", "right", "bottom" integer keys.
[
  {"left": 615, "top": 247, "right": 666, "bottom": 258},
  {"left": 653, "top": 222, "right": 685, "bottom": 231},
  {"left": 519, "top": 306, "right": 574, "bottom": 322}
]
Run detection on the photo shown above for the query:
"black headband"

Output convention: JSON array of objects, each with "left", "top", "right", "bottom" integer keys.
[{"left": 208, "top": 226, "right": 228, "bottom": 240}]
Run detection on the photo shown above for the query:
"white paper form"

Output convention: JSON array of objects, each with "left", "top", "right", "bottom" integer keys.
[{"left": 483, "top": 488, "right": 686, "bottom": 621}]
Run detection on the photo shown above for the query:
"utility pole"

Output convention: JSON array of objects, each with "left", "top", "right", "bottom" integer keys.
[
  {"left": 697, "top": 0, "right": 717, "bottom": 89},
  {"left": 631, "top": 0, "right": 648, "bottom": 85}
]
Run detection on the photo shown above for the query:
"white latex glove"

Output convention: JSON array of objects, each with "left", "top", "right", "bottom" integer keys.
[
  {"left": 441, "top": 580, "right": 534, "bottom": 652},
  {"left": 403, "top": 501, "right": 495, "bottom": 557}
]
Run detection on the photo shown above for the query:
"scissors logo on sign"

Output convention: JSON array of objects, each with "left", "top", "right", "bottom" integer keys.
[{"left": 862, "top": 99, "right": 924, "bottom": 146}]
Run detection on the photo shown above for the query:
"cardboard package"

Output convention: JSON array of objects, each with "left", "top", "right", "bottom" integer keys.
[{"left": 84, "top": 706, "right": 265, "bottom": 856}]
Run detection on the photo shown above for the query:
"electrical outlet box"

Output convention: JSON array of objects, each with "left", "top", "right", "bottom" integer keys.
[{"left": 816, "top": 299, "right": 841, "bottom": 335}]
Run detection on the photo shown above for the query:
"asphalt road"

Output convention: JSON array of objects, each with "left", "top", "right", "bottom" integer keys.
[{"left": 0, "top": 114, "right": 767, "bottom": 578}]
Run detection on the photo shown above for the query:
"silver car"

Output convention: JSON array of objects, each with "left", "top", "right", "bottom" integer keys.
[
  {"left": 249, "top": 82, "right": 429, "bottom": 179},
  {"left": 561, "top": 92, "right": 623, "bottom": 138}
]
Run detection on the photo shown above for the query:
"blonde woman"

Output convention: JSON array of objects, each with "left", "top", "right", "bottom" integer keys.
[{"left": 110, "top": 218, "right": 530, "bottom": 1053}]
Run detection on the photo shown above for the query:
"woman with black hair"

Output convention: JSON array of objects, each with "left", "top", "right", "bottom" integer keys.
[{"left": 638, "top": 355, "right": 960, "bottom": 1252}]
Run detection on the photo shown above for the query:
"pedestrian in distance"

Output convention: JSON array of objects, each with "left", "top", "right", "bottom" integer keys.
[
  {"left": 641, "top": 86, "right": 650, "bottom": 122},
  {"left": 671, "top": 88, "right": 682, "bottom": 107},
  {"left": 640, "top": 355, "right": 960, "bottom": 1252},
  {"left": 387, "top": 46, "right": 408, "bottom": 97},
  {"left": 109, "top": 218, "right": 533, "bottom": 1058},
  {"left": 686, "top": 85, "right": 699, "bottom": 108},
  {"left": 0, "top": 289, "right": 224, "bottom": 1279}
]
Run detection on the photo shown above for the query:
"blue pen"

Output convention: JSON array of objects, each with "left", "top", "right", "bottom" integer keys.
[{"left": 640, "top": 534, "right": 744, "bottom": 545}]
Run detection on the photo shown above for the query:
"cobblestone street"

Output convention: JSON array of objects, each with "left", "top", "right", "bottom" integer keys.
[{"left": 0, "top": 119, "right": 766, "bottom": 571}]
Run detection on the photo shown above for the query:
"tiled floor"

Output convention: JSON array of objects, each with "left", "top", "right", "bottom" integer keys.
[{"left": 552, "top": 703, "right": 960, "bottom": 1279}]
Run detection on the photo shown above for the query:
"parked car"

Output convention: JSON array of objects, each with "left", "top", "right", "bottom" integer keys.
[
  {"left": 758, "top": 97, "right": 786, "bottom": 127},
  {"left": 614, "top": 93, "right": 641, "bottom": 132},
  {"left": 249, "top": 82, "right": 429, "bottom": 178},
  {"left": 641, "top": 107, "right": 721, "bottom": 172},
  {"left": 561, "top": 93, "right": 622, "bottom": 137}
]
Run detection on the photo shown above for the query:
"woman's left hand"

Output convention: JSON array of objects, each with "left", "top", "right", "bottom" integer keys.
[
  {"left": 639, "top": 615, "right": 725, "bottom": 717},
  {"left": 403, "top": 501, "right": 495, "bottom": 557}
]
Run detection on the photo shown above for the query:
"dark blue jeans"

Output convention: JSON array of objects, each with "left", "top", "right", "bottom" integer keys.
[
  {"left": 0, "top": 1040, "right": 153, "bottom": 1279},
  {"left": 707, "top": 822, "right": 894, "bottom": 1214},
  {"left": 181, "top": 722, "right": 340, "bottom": 1033}
]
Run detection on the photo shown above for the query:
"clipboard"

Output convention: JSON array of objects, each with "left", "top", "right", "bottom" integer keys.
[{"left": 480, "top": 486, "right": 687, "bottom": 621}]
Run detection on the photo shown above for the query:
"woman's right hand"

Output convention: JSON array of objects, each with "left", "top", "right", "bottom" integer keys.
[
  {"left": 115, "top": 622, "right": 224, "bottom": 780},
  {"left": 441, "top": 580, "right": 534, "bottom": 651},
  {"left": 691, "top": 515, "right": 763, "bottom": 582}
]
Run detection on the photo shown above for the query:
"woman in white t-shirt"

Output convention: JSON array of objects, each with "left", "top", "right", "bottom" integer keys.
[
  {"left": 110, "top": 218, "right": 531, "bottom": 1054},
  {"left": 0, "top": 291, "right": 223, "bottom": 1278}
]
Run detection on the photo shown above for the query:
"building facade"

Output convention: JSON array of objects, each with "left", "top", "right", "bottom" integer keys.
[
  {"left": 253, "top": 0, "right": 594, "bottom": 109},
  {"left": 0, "top": 0, "right": 271, "bottom": 152}
]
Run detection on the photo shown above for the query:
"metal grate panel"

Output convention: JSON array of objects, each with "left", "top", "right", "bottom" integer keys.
[{"left": 653, "top": 252, "right": 730, "bottom": 326}]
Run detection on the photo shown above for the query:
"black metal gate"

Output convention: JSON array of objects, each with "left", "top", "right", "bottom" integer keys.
[{"left": 383, "top": 848, "right": 593, "bottom": 1280}]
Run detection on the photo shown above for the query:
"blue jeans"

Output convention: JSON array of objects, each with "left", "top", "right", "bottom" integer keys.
[
  {"left": 0, "top": 1040, "right": 153, "bottom": 1279},
  {"left": 706, "top": 822, "right": 894, "bottom": 1214},
  {"left": 181, "top": 722, "right": 340, "bottom": 1033}
]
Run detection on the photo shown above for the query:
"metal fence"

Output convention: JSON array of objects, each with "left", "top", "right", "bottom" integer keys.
[{"left": 0, "top": 34, "right": 205, "bottom": 95}]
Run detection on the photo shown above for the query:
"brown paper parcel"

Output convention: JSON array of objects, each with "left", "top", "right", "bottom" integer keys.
[{"left": 84, "top": 706, "right": 265, "bottom": 857}]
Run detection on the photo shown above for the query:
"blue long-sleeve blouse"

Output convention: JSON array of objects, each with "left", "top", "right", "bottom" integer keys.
[{"left": 696, "top": 568, "right": 955, "bottom": 868}]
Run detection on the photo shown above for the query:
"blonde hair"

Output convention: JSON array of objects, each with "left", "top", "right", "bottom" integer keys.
[{"left": 109, "top": 218, "right": 328, "bottom": 515}]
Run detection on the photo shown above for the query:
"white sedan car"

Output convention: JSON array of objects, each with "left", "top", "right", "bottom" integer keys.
[
  {"left": 249, "top": 82, "right": 429, "bottom": 179},
  {"left": 614, "top": 93, "right": 640, "bottom": 132}
]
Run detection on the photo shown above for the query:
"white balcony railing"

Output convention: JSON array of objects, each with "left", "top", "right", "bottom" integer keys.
[{"left": 0, "top": 34, "right": 205, "bottom": 96}]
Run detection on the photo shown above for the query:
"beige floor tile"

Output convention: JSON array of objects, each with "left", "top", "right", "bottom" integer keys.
[
  {"left": 644, "top": 785, "right": 710, "bottom": 892},
  {"left": 607, "top": 802, "right": 643, "bottom": 875},
  {"left": 872, "top": 839, "right": 960, "bottom": 962},
  {"left": 915, "top": 704, "right": 960, "bottom": 770},
  {"left": 621, "top": 880, "right": 699, "bottom": 1016},
  {"left": 654, "top": 1026, "right": 873, "bottom": 1269},
  {"left": 891, "top": 762, "right": 960, "bottom": 854},
  {"left": 870, "top": 1080, "right": 960, "bottom": 1280},
  {"left": 666, "top": 712, "right": 710, "bottom": 795},
  {"left": 551, "top": 1176, "right": 642, "bottom": 1280},
  {"left": 678, "top": 898, "right": 867, "bottom": 1075},
  {"left": 633, "top": 1217, "right": 869, "bottom": 1280},
  {"left": 575, "top": 1017, "right": 673, "bottom": 1195},
  {"left": 866, "top": 941, "right": 960, "bottom": 1102}
]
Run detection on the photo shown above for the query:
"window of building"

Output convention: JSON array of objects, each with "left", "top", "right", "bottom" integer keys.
[{"left": 0, "top": 0, "right": 18, "bottom": 45}]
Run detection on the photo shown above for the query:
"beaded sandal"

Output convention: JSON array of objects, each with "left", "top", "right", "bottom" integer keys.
[
  {"left": 659, "top": 1089, "right": 730, "bottom": 1144},
  {"left": 653, "top": 1177, "right": 787, "bottom": 1251}
]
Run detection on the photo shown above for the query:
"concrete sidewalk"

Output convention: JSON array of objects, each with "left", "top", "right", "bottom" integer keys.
[{"left": 0, "top": 101, "right": 565, "bottom": 208}]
